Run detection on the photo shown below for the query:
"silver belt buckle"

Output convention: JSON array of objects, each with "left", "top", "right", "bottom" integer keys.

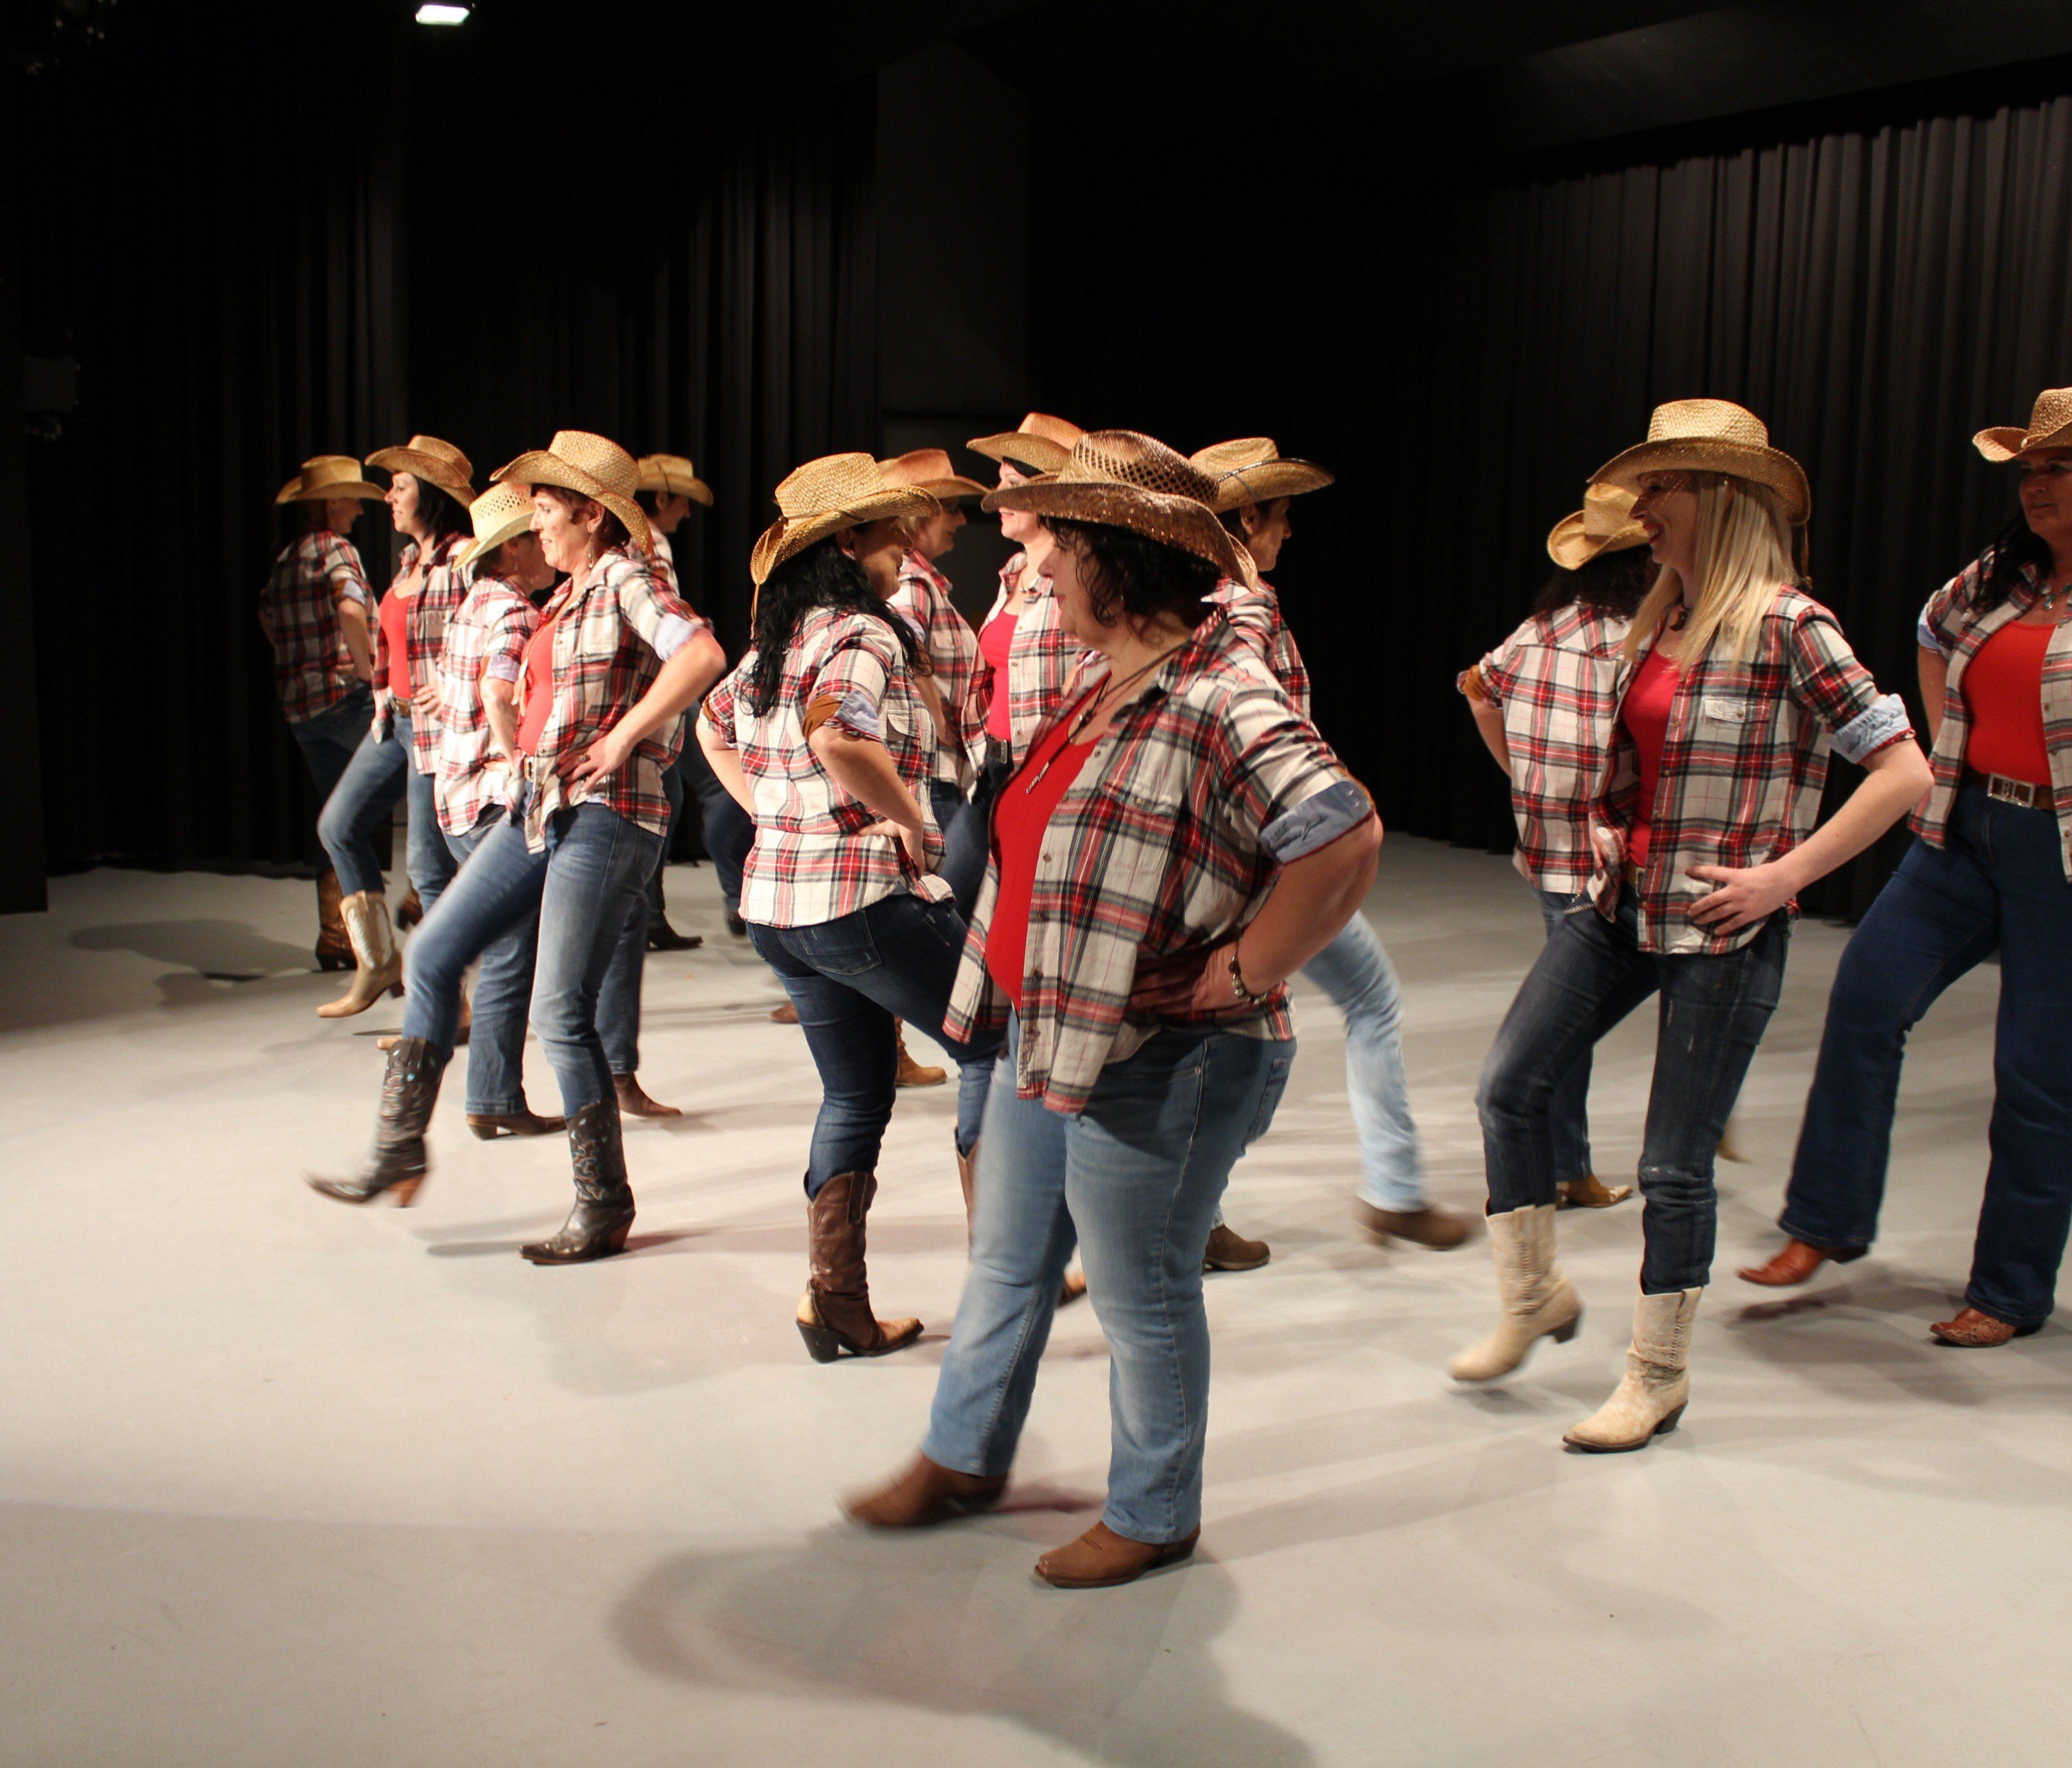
[{"left": 1987, "top": 774, "right": 2042, "bottom": 810}]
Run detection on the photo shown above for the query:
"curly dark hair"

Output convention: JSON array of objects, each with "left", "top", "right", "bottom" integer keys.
[
  {"left": 1533, "top": 544, "right": 1655, "bottom": 620},
  {"left": 1043, "top": 518, "right": 1220, "bottom": 631},
  {"left": 1963, "top": 510, "right": 2056, "bottom": 613},
  {"left": 746, "top": 535, "right": 920, "bottom": 716}
]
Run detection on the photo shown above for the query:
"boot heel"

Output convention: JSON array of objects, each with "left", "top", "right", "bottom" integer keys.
[
  {"left": 1553, "top": 1309, "right": 1582, "bottom": 1344},
  {"left": 798, "top": 1320, "right": 843, "bottom": 1363},
  {"left": 469, "top": 1120, "right": 501, "bottom": 1141},
  {"left": 388, "top": 980, "right": 407, "bottom": 999},
  {"left": 387, "top": 1177, "right": 425, "bottom": 1207},
  {"left": 1655, "top": 1403, "right": 1685, "bottom": 1436}
]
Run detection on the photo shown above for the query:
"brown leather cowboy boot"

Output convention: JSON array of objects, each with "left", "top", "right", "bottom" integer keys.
[
  {"left": 843, "top": 1453, "right": 1006, "bottom": 1527},
  {"left": 466, "top": 1101, "right": 567, "bottom": 1139},
  {"left": 315, "top": 868, "right": 351, "bottom": 971},
  {"left": 1930, "top": 1306, "right": 2036, "bottom": 1347},
  {"left": 1035, "top": 1523, "right": 1201, "bottom": 1589},
  {"left": 521, "top": 1099, "right": 636, "bottom": 1264},
  {"left": 797, "top": 1171, "right": 923, "bottom": 1361},
  {"left": 895, "top": 1021, "right": 946, "bottom": 1088},
  {"left": 613, "top": 1073, "right": 682, "bottom": 1118},
  {"left": 306, "top": 1037, "right": 447, "bottom": 1207},
  {"left": 1738, "top": 1238, "right": 1855, "bottom": 1287}
]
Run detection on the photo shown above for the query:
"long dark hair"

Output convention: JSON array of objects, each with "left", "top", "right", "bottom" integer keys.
[
  {"left": 747, "top": 536, "right": 920, "bottom": 716},
  {"left": 1965, "top": 510, "right": 2054, "bottom": 613},
  {"left": 411, "top": 480, "right": 472, "bottom": 552},
  {"left": 1046, "top": 518, "right": 1220, "bottom": 630},
  {"left": 1533, "top": 544, "right": 1654, "bottom": 620}
]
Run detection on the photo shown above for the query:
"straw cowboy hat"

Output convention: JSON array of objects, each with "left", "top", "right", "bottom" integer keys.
[
  {"left": 366, "top": 435, "right": 479, "bottom": 508},
  {"left": 275, "top": 455, "right": 385, "bottom": 504},
  {"left": 1547, "top": 482, "right": 1652, "bottom": 569},
  {"left": 1974, "top": 387, "right": 2072, "bottom": 462},
  {"left": 456, "top": 483, "right": 535, "bottom": 572},
  {"left": 984, "top": 429, "right": 1258, "bottom": 588},
  {"left": 967, "top": 411, "right": 1084, "bottom": 475},
  {"left": 493, "top": 430, "right": 652, "bottom": 555},
  {"left": 877, "top": 448, "right": 990, "bottom": 501},
  {"left": 636, "top": 453, "right": 715, "bottom": 507},
  {"left": 1189, "top": 438, "right": 1335, "bottom": 514},
  {"left": 1592, "top": 398, "right": 1810, "bottom": 525},
  {"left": 750, "top": 453, "right": 939, "bottom": 586}
]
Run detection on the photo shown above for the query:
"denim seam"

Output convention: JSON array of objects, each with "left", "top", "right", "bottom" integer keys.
[{"left": 969, "top": 1216, "right": 1071, "bottom": 1476}]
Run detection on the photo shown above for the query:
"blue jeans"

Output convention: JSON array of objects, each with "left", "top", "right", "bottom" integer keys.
[
  {"left": 402, "top": 793, "right": 662, "bottom": 1116},
  {"left": 691, "top": 760, "right": 754, "bottom": 913},
  {"left": 1781, "top": 781, "right": 2072, "bottom": 1327},
  {"left": 940, "top": 743, "right": 1010, "bottom": 920},
  {"left": 921, "top": 1015, "right": 1294, "bottom": 1544},
  {"left": 1537, "top": 889, "right": 1597, "bottom": 1186},
  {"left": 287, "top": 686, "right": 376, "bottom": 834},
  {"left": 748, "top": 890, "right": 1000, "bottom": 1192},
  {"left": 1301, "top": 911, "right": 1427, "bottom": 1212},
  {"left": 599, "top": 886, "right": 649, "bottom": 1078},
  {"left": 1478, "top": 886, "right": 1788, "bottom": 1293},
  {"left": 316, "top": 711, "right": 458, "bottom": 911},
  {"left": 442, "top": 808, "right": 540, "bottom": 1116}
]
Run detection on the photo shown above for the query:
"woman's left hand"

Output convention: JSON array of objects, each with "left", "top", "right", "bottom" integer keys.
[
  {"left": 1127, "top": 942, "right": 1257, "bottom": 1019},
  {"left": 567, "top": 723, "right": 634, "bottom": 789},
  {"left": 412, "top": 681, "right": 442, "bottom": 720},
  {"left": 1687, "top": 860, "right": 1799, "bottom": 933}
]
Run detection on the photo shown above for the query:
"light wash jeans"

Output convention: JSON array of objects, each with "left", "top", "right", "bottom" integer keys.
[
  {"left": 442, "top": 808, "right": 540, "bottom": 1116},
  {"left": 316, "top": 711, "right": 458, "bottom": 911},
  {"left": 921, "top": 1015, "right": 1294, "bottom": 1545}
]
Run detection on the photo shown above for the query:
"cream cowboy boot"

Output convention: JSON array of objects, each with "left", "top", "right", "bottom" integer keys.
[
  {"left": 317, "top": 891, "right": 404, "bottom": 1019},
  {"left": 1564, "top": 1287, "right": 1702, "bottom": 1453},
  {"left": 1448, "top": 1203, "right": 1582, "bottom": 1381}
]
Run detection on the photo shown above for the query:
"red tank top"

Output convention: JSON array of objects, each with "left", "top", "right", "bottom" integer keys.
[
  {"left": 515, "top": 616, "right": 561, "bottom": 755},
  {"left": 1963, "top": 618, "right": 2054, "bottom": 788},
  {"left": 381, "top": 589, "right": 412, "bottom": 699},
  {"left": 1621, "top": 644, "right": 1680, "bottom": 870},
  {"left": 987, "top": 705, "right": 1096, "bottom": 1011},
  {"left": 980, "top": 609, "right": 1019, "bottom": 742}
]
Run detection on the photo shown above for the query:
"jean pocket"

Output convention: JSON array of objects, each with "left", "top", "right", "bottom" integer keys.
[
  {"left": 793, "top": 909, "right": 883, "bottom": 979},
  {"left": 1244, "top": 1048, "right": 1296, "bottom": 1148}
]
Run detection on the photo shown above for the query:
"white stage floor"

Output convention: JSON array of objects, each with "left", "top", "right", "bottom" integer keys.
[{"left": 1, "top": 838, "right": 2066, "bottom": 1767}]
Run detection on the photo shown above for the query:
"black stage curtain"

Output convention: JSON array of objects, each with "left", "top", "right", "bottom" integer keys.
[
  {"left": 1038, "top": 59, "right": 2072, "bottom": 920},
  {"left": 21, "top": 10, "right": 877, "bottom": 876}
]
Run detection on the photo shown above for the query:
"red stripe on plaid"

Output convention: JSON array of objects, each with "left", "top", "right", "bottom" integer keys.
[
  {"left": 889, "top": 550, "right": 985, "bottom": 789},
  {"left": 370, "top": 535, "right": 475, "bottom": 774},
  {"left": 256, "top": 530, "right": 372, "bottom": 723},
  {"left": 1210, "top": 578, "right": 1312, "bottom": 719},
  {"left": 434, "top": 572, "right": 539, "bottom": 837}
]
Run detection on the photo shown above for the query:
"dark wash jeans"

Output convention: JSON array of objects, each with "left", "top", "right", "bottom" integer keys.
[
  {"left": 749, "top": 890, "right": 1002, "bottom": 1194},
  {"left": 402, "top": 789, "right": 660, "bottom": 1116},
  {"left": 1782, "top": 780, "right": 2072, "bottom": 1327},
  {"left": 1479, "top": 886, "right": 1789, "bottom": 1293},
  {"left": 940, "top": 742, "right": 1012, "bottom": 920},
  {"left": 287, "top": 685, "right": 376, "bottom": 833}
]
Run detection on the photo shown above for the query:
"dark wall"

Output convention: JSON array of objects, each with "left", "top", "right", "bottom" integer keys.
[{"left": 1035, "top": 58, "right": 2072, "bottom": 917}]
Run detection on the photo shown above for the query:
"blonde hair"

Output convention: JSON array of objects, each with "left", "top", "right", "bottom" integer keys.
[{"left": 1622, "top": 473, "right": 1801, "bottom": 664}]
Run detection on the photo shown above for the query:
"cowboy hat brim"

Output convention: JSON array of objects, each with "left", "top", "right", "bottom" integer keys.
[
  {"left": 1592, "top": 438, "right": 1811, "bottom": 525},
  {"left": 913, "top": 474, "right": 991, "bottom": 501},
  {"left": 1547, "top": 508, "right": 1653, "bottom": 570},
  {"left": 1207, "top": 459, "right": 1335, "bottom": 514},
  {"left": 457, "top": 509, "right": 535, "bottom": 572},
  {"left": 276, "top": 476, "right": 385, "bottom": 504},
  {"left": 495, "top": 451, "right": 653, "bottom": 555},
  {"left": 749, "top": 486, "right": 940, "bottom": 586},
  {"left": 1974, "top": 422, "right": 2072, "bottom": 462},
  {"left": 365, "top": 446, "right": 479, "bottom": 508},
  {"left": 984, "top": 479, "right": 1259, "bottom": 589},
  {"left": 967, "top": 431, "right": 1074, "bottom": 474},
  {"left": 640, "top": 471, "right": 717, "bottom": 506}
]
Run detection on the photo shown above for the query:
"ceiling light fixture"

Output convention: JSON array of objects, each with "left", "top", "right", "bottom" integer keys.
[{"left": 415, "top": 4, "right": 470, "bottom": 23}]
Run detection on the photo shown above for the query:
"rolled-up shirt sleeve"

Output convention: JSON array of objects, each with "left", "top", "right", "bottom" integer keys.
[
  {"left": 1917, "top": 569, "right": 1972, "bottom": 659},
  {"left": 322, "top": 536, "right": 372, "bottom": 607},
  {"left": 617, "top": 563, "right": 710, "bottom": 661},
  {"left": 804, "top": 631, "right": 897, "bottom": 742},
  {"left": 1208, "top": 675, "right": 1373, "bottom": 862},
  {"left": 700, "top": 657, "right": 745, "bottom": 747},
  {"left": 1788, "top": 606, "right": 1913, "bottom": 762}
]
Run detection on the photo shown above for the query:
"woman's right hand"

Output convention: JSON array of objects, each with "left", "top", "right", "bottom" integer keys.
[{"left": 864, "top": 818, "right": 929, "bottom": 871}]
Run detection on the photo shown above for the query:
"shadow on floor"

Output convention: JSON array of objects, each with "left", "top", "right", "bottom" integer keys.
[
  {"left": 70, "top": 919, "right": 315, "bottom": 981},
  {"left": 611, "top": 1521, "right": 1314, "bottom": 1767}
]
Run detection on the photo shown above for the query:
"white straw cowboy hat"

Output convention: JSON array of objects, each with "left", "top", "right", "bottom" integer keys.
[
  {"left": 275, "top": 455, "right": 385, "bottom": 504},
  {"left": 1975, "top": 387, "right": 2072, "bottom": 462},
  {"left": 984, "top": 429, "right": 1259, "bottom": 587},
  {"left": 877, "top": 448, "right": 990, "bottom": 501},
  {"left": 636, "top": 452, "right": 715, "bottom": 507},
  {"left": 1547, "top": 482, "right": 1652, "bottom": 569},
  {"left": 1593, "top": 398, "right": 1811, "bottom": 525},
  {"left": 967, "top": 411, "right": 1085, "bottom": 475},
  {"left": 366, "top": 435, "right": 479, "bottom": 508},
  {"left": 493, "top": 430, "right": 652, "bottom": 555},
  {"left": 749, "top": 453, "right": 940, "bottom": 586},
  {"left": 456, "top": 483, "right": 535, "bottom": 572},
  {"left": 1190, "top": 438, "right": 1335, "bottom": 514}
]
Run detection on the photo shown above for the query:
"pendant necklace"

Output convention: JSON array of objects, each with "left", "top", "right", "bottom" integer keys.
[{"left": 1024, "top": 642, "right": 1186, "bottom": 793}]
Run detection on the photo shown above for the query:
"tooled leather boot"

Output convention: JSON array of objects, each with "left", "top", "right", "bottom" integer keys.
[
  {"left": 307, "top": 1037, "right": 447, "bottom": 1206},
  {"left": 797, "top": 1171, "right": 923, "bottom": 1361},
  {"left": 521, "top": 1099, "right": 636, "bottom": 1264},
  {"left": 317, "top": 890, "right": 405, "bottom": 1019}
]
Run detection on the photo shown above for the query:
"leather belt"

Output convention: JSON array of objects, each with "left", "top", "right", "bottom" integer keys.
[{"left": 1976, "top": 770, "right": 2058, "bottom": 812}]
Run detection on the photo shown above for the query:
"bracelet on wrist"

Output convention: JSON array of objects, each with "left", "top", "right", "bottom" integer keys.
[{"left": 1226, "top": 944, "right": 1272, "bottom": 1008}]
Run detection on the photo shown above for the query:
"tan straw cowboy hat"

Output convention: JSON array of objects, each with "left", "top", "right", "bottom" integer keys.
[
  {"left": 877, "top": 448, "right": 990, "bottom": 501},
  {"left": 749, "top": 453, "right": 940, "bottom": 586},
  {"left": 1593, "top": 398, "right": 1810, "bottom": 525},
  {"left": 1190, "top": 438, "right": 1335, "bottom": 514},
  {"left": 1547, "top": 482, "right": 1652, "bottom": 569},
  {"left": 456, "top": 483, "right": 535, "bottom": 572},
  {"left": 275, "top": 455, "right": 385, "bottom": 504},
  {"left": 966, "top": 411, "right": 1084, "bottom": 475},
  {"left": 636, "top": 453, "right": 715, "bottom": 507},
  {"left": 984, "top": 429, "right": 1259, "bottom": 587},
  {"left": 366, "top": 435, "right": 479, "bottom": 507},
  {"left": 493, "top": 430, "right": 652, "bottom": 555},
  {"left": 1974, "top": 387, "right": 2072, "bottom": 462}
]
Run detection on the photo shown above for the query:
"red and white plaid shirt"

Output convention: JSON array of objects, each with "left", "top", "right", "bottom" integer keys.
[
  {"left": 1477, "top": 602, "right": 1632, "bottom": 893},
  {"left": 945, "top": 610, "right": 1370, "bottom": 1116},
  {"left": 638, "top": 532, "right": 679, "bottom": 598},
  {"left": 370, "top": 534, "right": 475, "bottom": 775},
  {"left": 1210, "top": 578, "right": 1312, "bottom": 718},
  {"left": 515, "top": 548, "right": 710, "bottom": 851},
  {"left": 434, "top": 571, "right": 538, "bottom": 837},
  {"left": 256, "top": 530, "right": 371, "bottom": 724},
  {"left": 704, "top": 607, "right": 949, "bottom": 928},
  {"left": 889, "top": 549, "right": 985, "bottom": 789},
  {"left": 976, "top": 552, "right": 1088, "bottom": 764},
  {"left": 1586, "top": 587, "right": 1912, "bottom": 955},
  {"left": 1915, "top": 556, "right": 2072, "bottom": 877}
]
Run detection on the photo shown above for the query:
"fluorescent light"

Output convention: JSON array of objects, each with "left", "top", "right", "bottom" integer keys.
[{"left": 416, "top": 4, "right": 469, "bottom": 23}]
